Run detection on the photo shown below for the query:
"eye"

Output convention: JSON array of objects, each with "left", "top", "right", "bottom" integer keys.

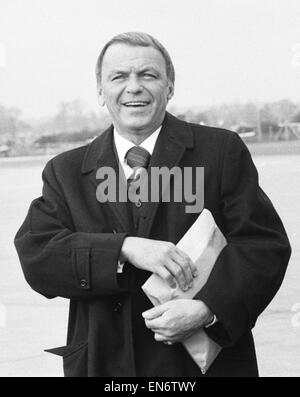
[
  {"left": 143, "top": 73, "right": 156, "bottom": 79},
  {"left": 111, "top": 75, "right": 124, "bottom": 82}
]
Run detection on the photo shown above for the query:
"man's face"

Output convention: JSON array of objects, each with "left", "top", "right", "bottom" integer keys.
[{"left": 98, "top": 43, "right": 174, "bottom": 138}]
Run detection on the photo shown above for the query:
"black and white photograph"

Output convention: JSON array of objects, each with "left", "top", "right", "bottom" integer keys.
[{"left": 0, "top": 0, "right": 299, "bottom": 379}]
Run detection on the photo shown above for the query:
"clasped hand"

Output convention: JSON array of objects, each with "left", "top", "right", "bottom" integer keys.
[
  {"left": 121, "top": 237, "right": 198, "bottom": 291},
  {"left": 142, "top": 299, "right": 213, "bottom": 344}
]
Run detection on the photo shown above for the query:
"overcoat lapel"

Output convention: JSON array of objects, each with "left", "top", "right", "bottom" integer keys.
[
  {"left": 138, "top": 113, "right": 194, "bottom": 238},
  {"left": 81, "top": 125, "right": 133, "bottom": 233}
]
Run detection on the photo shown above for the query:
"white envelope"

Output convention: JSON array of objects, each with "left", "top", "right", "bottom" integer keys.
[{"left": 142, "top": 209, "right": 227, "bottom": 374}]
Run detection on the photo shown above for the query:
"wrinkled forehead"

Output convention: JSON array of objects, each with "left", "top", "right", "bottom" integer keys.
[{"left": 101, "top": 43, "right": 168, "bottom": 76}]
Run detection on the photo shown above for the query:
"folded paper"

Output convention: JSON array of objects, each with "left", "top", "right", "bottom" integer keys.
[{"left": 142, "top": 209, "right": 227, "bottom": 374}]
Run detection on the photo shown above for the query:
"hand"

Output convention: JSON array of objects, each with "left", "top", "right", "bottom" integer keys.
[
  {"left": 120, "top": 237, "right": 197, "bottom": 291},
  {"left": 142, "top": 299, "right": 213, "bottom": 344}
]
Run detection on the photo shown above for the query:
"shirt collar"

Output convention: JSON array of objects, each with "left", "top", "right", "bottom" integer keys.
[{"left": 113, "top": 126, "right": 162, "bottom": 165}]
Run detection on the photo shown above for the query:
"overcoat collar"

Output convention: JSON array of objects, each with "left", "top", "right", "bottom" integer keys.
[{"left": 81, "top": 112, "right": 194, "bottom": 236}]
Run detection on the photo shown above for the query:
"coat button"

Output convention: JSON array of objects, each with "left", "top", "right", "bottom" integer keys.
[
  {"left": 80, "top": 279, "right": 88, "bottom": 287},
  {"left": 114, "top": 302, "right": 122, "bottom": 313},
  {"left": 135, "top": 200, "right": 142, "bottom": 208}
]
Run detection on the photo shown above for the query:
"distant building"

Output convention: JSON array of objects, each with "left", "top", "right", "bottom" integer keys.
[{"left": 0, "top": 144, "right": 10, "bottom": 157}]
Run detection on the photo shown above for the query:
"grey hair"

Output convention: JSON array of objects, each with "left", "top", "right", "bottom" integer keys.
[{"left": 95, "top": 32, "right": 175, "bottom": 87}]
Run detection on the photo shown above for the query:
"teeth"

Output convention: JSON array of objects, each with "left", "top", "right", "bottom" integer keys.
[{"left": 124, "top": 102, "right": 148, "bottom": 106}]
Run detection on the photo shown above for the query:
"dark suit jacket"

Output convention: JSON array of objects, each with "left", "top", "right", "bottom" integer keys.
[{"left": 14, "top": 112, "right": 291, "bottom": 377}]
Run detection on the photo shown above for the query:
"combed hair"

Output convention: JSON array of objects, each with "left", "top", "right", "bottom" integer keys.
[{"left": 95, "top": 32, "right": 175, "bottom": 87}]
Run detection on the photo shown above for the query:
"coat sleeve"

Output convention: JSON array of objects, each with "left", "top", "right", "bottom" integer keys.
[
  {"left": 14, "top": 159, "right": 129, "bottom": 300},
  {"left": 195, "top": 132, "right": 291, "bottom": 347}
]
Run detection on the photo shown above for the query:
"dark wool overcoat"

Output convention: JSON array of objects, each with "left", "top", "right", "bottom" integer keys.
[{"left": 14, "top": 113, "right": 291, "bottom": 377}]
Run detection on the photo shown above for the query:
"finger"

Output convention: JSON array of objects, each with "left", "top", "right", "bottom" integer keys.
[
  {"left": 155, "top": 333, "right": 177, "bottom": 344},
  {"left": 144, "top": 318, "right": 164, "bottom": 331},
  {"left": 142, "top": 303, "right": 169, "bottom": 320},
  {"left": 154, "top": 333, "right": 168, "bottom": 342},
  {"left": 176, "top": 248, "right": 198, "bottom": 278},
  {"left": 165, "top": 259, "right": 189, "bottom": 291},
  {"left": 156, "top": 266, "right": 177, "bottom": 289},
  {"left": 171, "top": 251, "right": 194, "bottom": 287}
]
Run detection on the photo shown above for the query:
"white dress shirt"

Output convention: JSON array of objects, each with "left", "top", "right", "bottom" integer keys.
[{"left": 113, "top": 127, "right": 161, "bottom": 179}]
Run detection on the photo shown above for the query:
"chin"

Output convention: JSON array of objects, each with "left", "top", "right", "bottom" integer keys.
[
  {"left": 123, "top": 117, "right": 153, "bottom": 132},
  {"left": 126, "top": 123, "right": 151, "bottom": 133}
]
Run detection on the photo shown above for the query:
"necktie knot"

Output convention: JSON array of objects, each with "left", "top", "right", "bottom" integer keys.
[{"left": 125, "top": 146, "right": 151, "bottom": 169}]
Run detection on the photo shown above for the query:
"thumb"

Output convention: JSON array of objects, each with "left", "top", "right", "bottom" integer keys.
[{"left": 142, "top": 303, "right": 169, "bottom": 320}]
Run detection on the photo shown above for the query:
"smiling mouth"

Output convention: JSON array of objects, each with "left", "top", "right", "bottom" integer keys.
[{"left": 122, "top": 101, "right": 150, "bottom": 108}]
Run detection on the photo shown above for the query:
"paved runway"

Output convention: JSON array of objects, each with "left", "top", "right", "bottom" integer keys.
[{"left": 0, "top": 151, "right": 299, "bottom": 377}]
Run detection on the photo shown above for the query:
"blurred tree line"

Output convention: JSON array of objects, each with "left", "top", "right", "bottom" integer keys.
[
  {"left": 0, "top": 98, "right": 300, "bottom": 155},
  {"left": 170, "top": 99, "right": 300, "bottom": 133}
]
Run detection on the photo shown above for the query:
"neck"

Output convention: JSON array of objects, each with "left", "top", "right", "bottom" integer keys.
[
  {"left": 113, "top": 113, "right": 165, "bottom": 145},
  {"left": 116, "top": 125, "right": 160, "bottom": 145},
  {"left": 116, "top": 130, "right": 155, "bottom": 145}
]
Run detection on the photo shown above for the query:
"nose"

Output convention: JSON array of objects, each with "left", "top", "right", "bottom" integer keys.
[{"left": 125, "top": 75, "right": 143, "bottom": 94}]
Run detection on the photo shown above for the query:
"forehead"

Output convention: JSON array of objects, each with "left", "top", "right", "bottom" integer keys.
[{"left": 101, "top": 43, "right": 167, "bottom": 75}]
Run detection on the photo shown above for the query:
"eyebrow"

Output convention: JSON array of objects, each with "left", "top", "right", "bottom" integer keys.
[
  {"left": 138, "top": 67, "right": 159, "bottom": 75},
  {"left": 106, "top": 70, "right": 126, "bottom": 80},
  {"left": 108, "top": 66, "right": 160, "bottom": 78}
]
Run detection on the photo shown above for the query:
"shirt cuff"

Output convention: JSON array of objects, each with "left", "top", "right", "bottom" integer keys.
[
  {"left": 117, "top": 260, "right": 125, "bottom": 273},
  {"left": 204, "top": 314, "right": 218, "bottom": 328}
]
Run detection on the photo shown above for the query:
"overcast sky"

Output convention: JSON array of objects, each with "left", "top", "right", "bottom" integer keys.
[{"left": 0, "top": 0, "right": 299, "bottom": 119}]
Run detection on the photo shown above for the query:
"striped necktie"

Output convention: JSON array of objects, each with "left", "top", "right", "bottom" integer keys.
[
  {"left": 125, "top": 146, "right": 151, "bottom": 181},
  {"left": 125, "top": 146, "right": 151, "bottom": 203}
]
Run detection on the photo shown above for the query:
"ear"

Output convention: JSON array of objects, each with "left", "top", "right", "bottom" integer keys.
[
  {"left": 167, "top": 82, "right": 174, "bottom": 101},
  {"left": 97, "top": 86, "right": 105, "bottom": 107}
]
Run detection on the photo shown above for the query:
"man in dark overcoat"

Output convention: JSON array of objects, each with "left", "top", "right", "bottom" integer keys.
[{"left": 14, "top": 32, "right": 291, "bottom": 377}]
